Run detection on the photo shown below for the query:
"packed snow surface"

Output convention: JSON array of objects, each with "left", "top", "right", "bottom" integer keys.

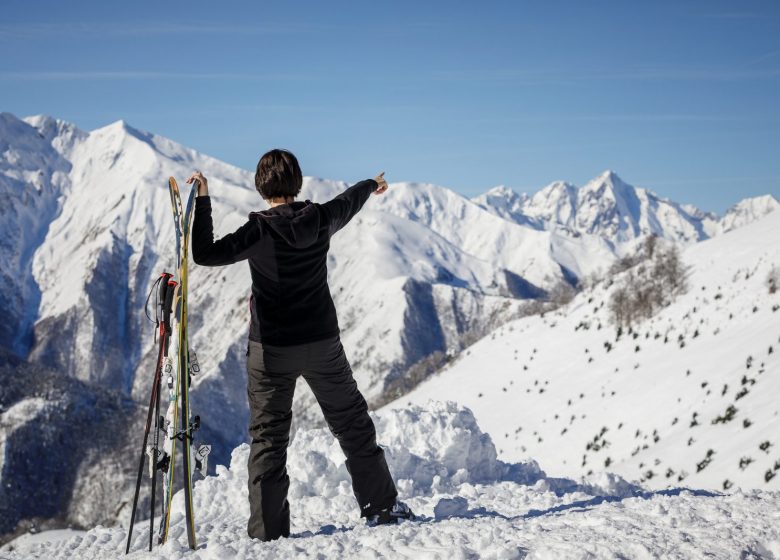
[{"left": 5, "top": 402, "right": 780, "bottom": 559}]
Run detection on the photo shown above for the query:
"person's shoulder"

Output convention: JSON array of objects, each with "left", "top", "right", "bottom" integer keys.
[
  {"left": 308, "top": 199, "right": 326, "bottom": 213},
  {"left": 306, "top": 200, "right": 334, "bottom": 230},
  {"left": 243, "top": 213, "right": 267, "bottom": 234}
]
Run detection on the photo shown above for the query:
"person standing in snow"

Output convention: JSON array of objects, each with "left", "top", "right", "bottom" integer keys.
[{"left": 187, "top": 150, "right": 414, "bottom": 541}]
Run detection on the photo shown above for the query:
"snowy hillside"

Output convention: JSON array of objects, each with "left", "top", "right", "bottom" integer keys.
[
  {"left": 388, "top": 211, "right": 780, "bottom": 491},
  {"left": 5, "top": 402, "right": 780, "bottom": 559}
]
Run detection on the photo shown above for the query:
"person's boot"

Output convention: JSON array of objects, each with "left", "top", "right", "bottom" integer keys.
[{"left": 365, "top": 500, "right": 417, "bottom": 526}]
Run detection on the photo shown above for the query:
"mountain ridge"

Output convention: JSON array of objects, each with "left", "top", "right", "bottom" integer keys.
[{"left": 472, "top": 170, "right": 777, "bottom": 247}]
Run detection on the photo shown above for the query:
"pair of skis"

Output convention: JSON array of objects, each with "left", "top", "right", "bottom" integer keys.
[{"left": 125, "top": 177, "right": 210, "bottom": 553}]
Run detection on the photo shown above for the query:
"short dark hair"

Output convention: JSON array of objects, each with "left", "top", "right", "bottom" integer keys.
[{"left": 254, "top": 149, "right": 302, "bottom": 200}]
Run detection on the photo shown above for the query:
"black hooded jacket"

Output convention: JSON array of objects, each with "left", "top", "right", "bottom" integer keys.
[{"left": 191, "top": 179, "right": 379, "bottom": 346}]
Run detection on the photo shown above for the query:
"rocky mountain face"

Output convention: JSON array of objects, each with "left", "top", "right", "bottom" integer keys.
[{"left": 0, "top": 350, "right": 140, "bottom": 542}]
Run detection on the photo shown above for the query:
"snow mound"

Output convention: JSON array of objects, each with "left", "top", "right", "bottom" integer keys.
[
  {"left": 374, "top": 401, "right": 541, "bottom": 491},
  {"left": 211, "top": 401, "right": 546, "bottom": 512},
  {"left": 5, "top": 402, "right": 780, "bottom": 559}
]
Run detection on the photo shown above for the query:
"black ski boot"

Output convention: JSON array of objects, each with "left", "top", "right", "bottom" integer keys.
[{"left": 366, "top": 501, "right": 417, "bottom": 527}]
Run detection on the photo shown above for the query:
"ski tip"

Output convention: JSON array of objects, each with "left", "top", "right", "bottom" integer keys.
[{"left": 169, "top": 176, "right": 180, "bottom": 192}]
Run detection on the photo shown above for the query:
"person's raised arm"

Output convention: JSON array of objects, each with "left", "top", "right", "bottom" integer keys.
[
  {"left": 188, "top": 171, "right": 262, "bottom": 266},
  {"left": 322, "top": 171, "right": 389, "bottom": 236}
]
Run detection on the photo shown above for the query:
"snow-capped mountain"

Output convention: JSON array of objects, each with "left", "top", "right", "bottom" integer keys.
[
  {"left": 471, "top": 170, "right": 762, "bottom": 250},
  {"left": 468, "top": 184, "right": 531, "bottom": 226},
  {"left": 387, "top": 210, "right": 780, "bottom": 491},
  {"left": 1, "top": 110, "right": 777, "bottom": 540},
  {"left": 0, "top": 114, "right": 81, "bottom": 356}
]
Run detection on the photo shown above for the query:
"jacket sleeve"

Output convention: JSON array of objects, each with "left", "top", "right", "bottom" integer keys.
[
  {"left": 191, "top": 196, "right": 261, "bottom": 266},
  {"left": 321, "top": 179, "right": 378, "bottom": 236}
]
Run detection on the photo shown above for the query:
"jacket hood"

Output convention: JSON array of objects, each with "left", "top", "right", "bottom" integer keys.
[{"left": 253, "top": 200, "right": 320, "bottom": 248}]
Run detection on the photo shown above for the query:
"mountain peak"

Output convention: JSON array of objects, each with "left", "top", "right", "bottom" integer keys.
[
  {"left": 100, "top": 118, "right": 132, "bottom": 133},
  {"left": 724, "top": 194, "right": 780, "bottom": 219},
  {"left": 729, "top": 193, "right": 779, "bottom": 209},
  {"left": 23, "top": 114, "right": 86, "bottom": 144},
  {"left": 721, "top": 194, "right": 780, "bottom": 233},
  {"left": 88, "top": 118, "right": 159, "bottom": 155},
  {"left": 23, "top": 113, "right": 61, "bottom": 128},
  {"left": 470, "top": 184, "right": 528, "bottom": 216},
  {"left": 484, "top": 184, "right": 515, "bottom": 196},
  {"left": 539, "top": 180, "right": 577, "bottom": 194},
  {"left": 588, "top": 169, "right": 629, "bottom": 190},
  {"left": 580, "top": 170, "right": 640, "bottom": 207},
  {"left": 471, "top": 184, "right": 527, "bottom": 202},
  {"left": 90, "top": 118, "right": 151, "bottom": 140}
]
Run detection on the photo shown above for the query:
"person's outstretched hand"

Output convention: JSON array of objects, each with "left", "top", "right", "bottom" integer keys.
[
  {"left": 187, "top": 170, "right": 209, "bottom": 197},
  {"left": 373, "top": 171, "right": 388, "bottom": 195}
]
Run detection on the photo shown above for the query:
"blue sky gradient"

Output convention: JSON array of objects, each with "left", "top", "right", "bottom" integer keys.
[{"left": 1, "top": 0, "right": 779, "bottom": 213}]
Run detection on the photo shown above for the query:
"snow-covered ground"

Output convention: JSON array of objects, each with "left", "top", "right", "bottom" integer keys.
[
  {"left": 3, "top": 529, "right": 86, "bottom": 550},
  {"left": 387, "top": 211, "right": 780, "bottom": 492},
  {"left": 5, "top": 402, "right": 780, "bottom": 559}
]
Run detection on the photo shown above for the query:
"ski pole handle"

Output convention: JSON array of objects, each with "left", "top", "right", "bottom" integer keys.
[
  {"left": 162, "top": 279, "right": 176, "bottom": 334},
  {"left": 158, "top": 272, "right": 171, "bottom": 312}
]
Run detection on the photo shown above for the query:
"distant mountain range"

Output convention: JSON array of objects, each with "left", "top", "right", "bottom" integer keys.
[{"left": 472, "top": 170, "right": 777, "bottom": 246}]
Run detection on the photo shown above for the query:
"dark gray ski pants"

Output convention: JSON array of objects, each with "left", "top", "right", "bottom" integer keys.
[{"left": 245, "top": 335, "right": 398, "bottom": 541}]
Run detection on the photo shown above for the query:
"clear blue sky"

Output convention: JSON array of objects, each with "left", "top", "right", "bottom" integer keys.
[{"left": 1, "top": 0, "right": 779, "bottom": 214}]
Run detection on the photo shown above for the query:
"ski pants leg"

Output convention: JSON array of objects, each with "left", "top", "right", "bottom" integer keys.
[
  {"left": 301, "top": 335, "right": 398, "bottom": 518},
  {"left": 246, "top": 339, "right": 298, "bottom": 541}
]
